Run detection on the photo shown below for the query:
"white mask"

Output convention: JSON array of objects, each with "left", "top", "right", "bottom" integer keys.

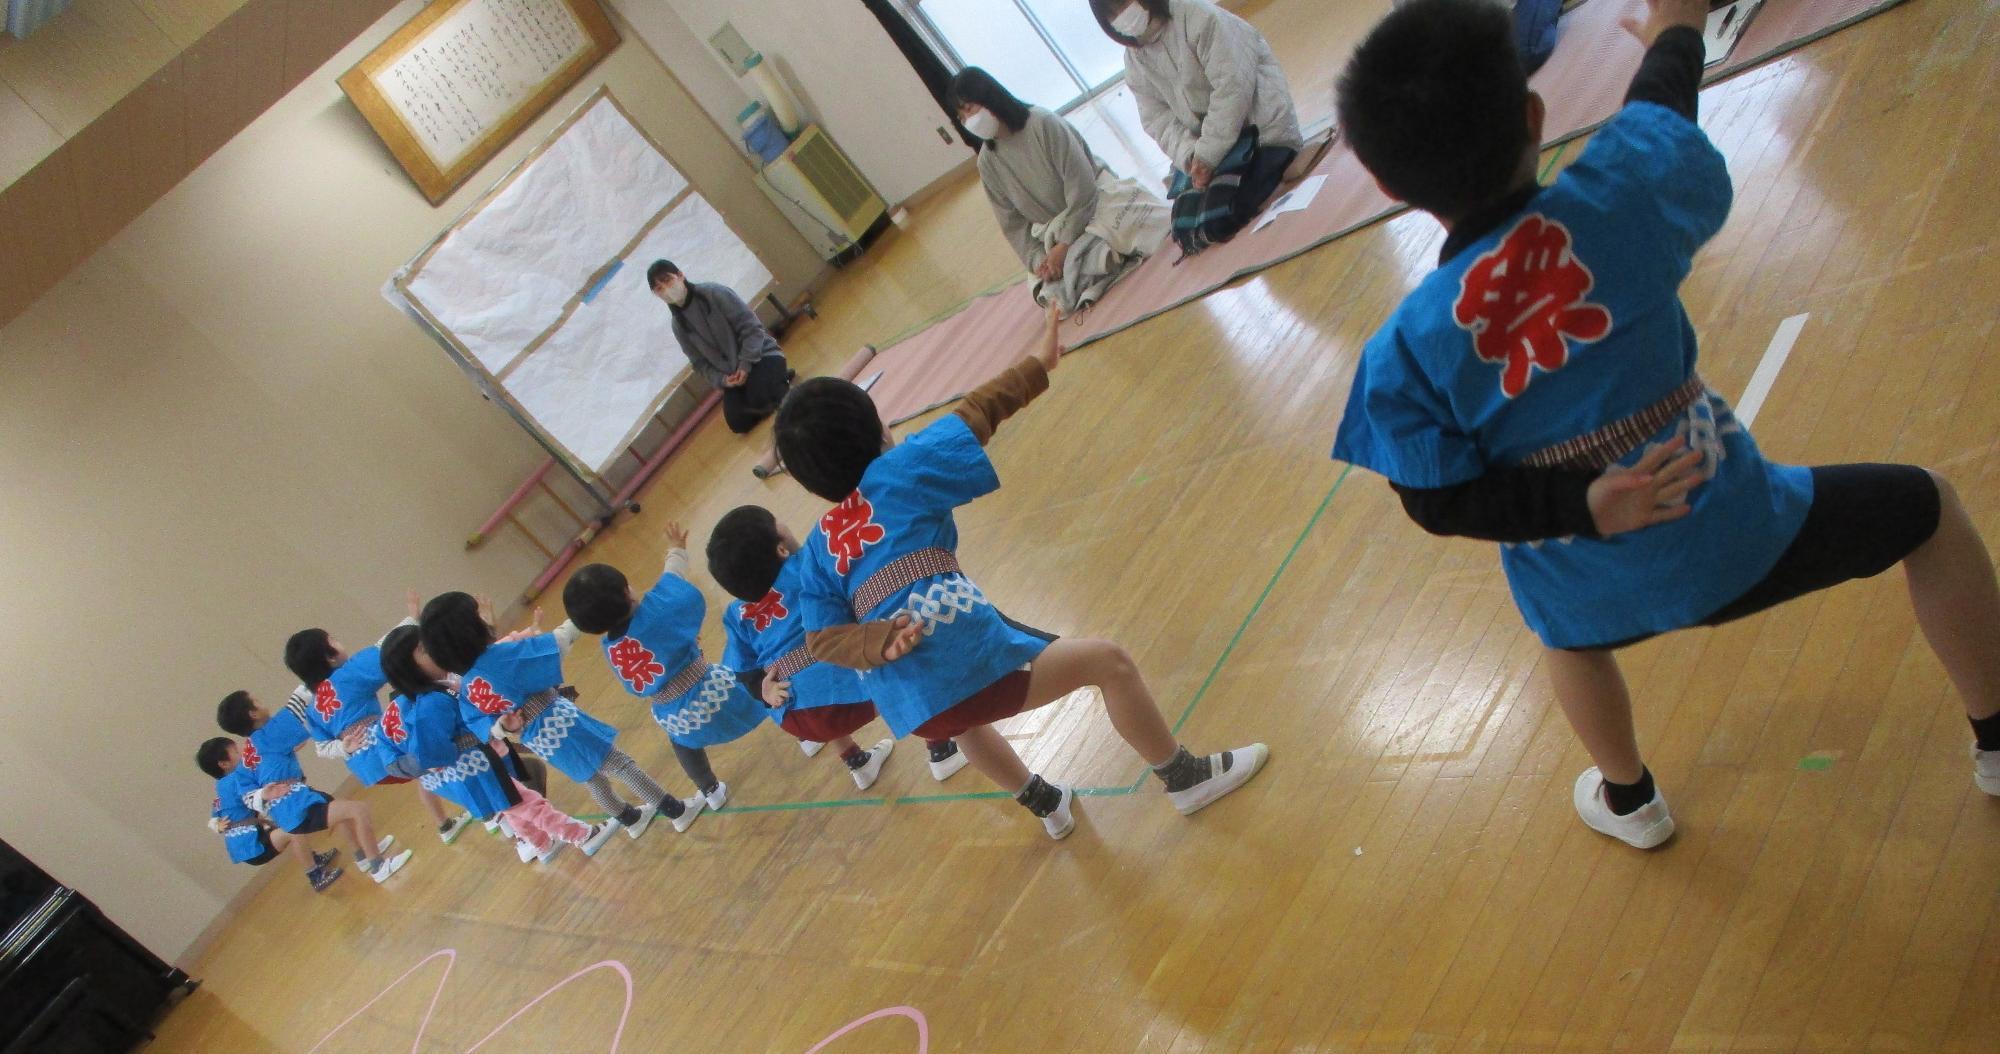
[
  {"left": 1112, "top": 3, "right": 1152, "bottom": 38},
  {"left": 962, "top": 108, "right": 1002, "bottom": 140},
  {"left": 661, "top": 278, "right": 688, "bottom": 307}
]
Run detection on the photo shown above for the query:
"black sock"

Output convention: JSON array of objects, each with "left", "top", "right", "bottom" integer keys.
[
  {"left": 1603, "top": 768, "right": 1657, "bottom": 816},
  {"left": 655, "top": 795, "right": 685, "bottom": 819},
  {"left": 1153, "top": 746, "right": 1232, "bottom": 793},
  {"left": 928, "top": 740, "right": 958, "bottom": 763},
  {"left": 842, "top": 746, "right": 870, "bottom": 770},
  {"left": 1016, "top": 775, "right": 1063, "bottom": 817},
  {"left": 1972, "top": 712, "right": 2000, "bottom": 752},
  {"left": 615, "top": 805, "right": 642, "bottom": 827}
]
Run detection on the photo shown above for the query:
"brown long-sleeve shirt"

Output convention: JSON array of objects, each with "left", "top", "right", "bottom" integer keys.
[{"left": 804, "top": 356, "right": 1050, "bottom": 671}]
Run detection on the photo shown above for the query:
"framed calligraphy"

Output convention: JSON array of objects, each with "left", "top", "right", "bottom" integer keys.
[{"left": 338, "top": 0, "right": 620, "bottom": 204}]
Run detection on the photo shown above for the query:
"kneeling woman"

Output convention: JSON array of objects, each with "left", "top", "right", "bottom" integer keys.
[{"left": 951, "top": 68, "right": 1168, "bottom": 314}]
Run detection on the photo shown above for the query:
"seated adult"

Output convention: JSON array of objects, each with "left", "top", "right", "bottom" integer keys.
[
  {"left": 648, "top": 260, "right": 793, "bottom": 434},
  {"left": 1094, "top": 0, "right": 1305, "bottom": 250},
  {"left": 950, "top": 67, "right": 1169, "bottom": 314}
]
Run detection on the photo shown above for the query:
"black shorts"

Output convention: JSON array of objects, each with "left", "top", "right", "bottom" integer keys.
[
  {"left": 1580, "top": 464, "right": 1940, "bottom": 651},
  {"left": 294, "top": 801, "right": 331, "bottom": 835},
  {"left": 243, "top": 830, "right": 281, "bottom": 867}
]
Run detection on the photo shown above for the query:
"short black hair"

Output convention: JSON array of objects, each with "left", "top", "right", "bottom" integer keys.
[
  {"left": 216, "top": 690, "right": 258, "bottom": 736},
  {"left": 378, "top": 624, "right": 440, "bottom": 701},
  {"left": 196, "top": 737, "right": 234, "bottom": 780},
  {"left": 418, "top": 592, "right": 492, "bottom": 675},
  {"left": 946, "top": 67, "right": 1032, "bottom": 139},
  {"left": 1337, "top": 0, "right": 1532, "bottom": 218},
  {"left": 563, "top": 564, "right": 635, "bottom": 635},
  {"left": 773, "top": 377, "right": 886, "bottom": 502},
  {"left": 1090, "top": 0, "right": 1170, "bottom": 46},
  {"left": 706, "top": 506, "right": 786, "bottom": 601},
  {"left": 284, "top": 629, "right": 336, "bottom": 687},
  {"left": 646, "top": 259, "right": 681, "bottom": 289}
]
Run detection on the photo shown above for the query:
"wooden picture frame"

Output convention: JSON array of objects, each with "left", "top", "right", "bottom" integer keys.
[{"left": 337, "top": 0, "right": 620, "bottom": 205}]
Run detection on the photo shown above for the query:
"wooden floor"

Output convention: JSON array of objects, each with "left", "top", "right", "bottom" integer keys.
[{"left": 151, "top": 0, "right": 2000, "bottom": 1049}]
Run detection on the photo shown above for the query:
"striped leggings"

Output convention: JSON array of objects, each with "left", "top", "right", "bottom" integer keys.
[{"left": 584, "top": 749, "right": 668, "bottom": 818}]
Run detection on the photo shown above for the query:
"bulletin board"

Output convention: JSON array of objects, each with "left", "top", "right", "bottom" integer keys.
[{"left": 338, "top": 0, "right": 621, "bottom": 204}]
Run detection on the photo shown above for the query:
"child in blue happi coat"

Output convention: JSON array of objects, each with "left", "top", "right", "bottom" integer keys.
[
  {"left": 706, "top": 505, "right": 972, "bottom": 790},
  {"left": 207, "top": 723, "right": 409, "bottom": 883},
  {"left": 418, "top": 591, "right": 697, "bottom": 839},
  {"left": 773, "top": 304, "right": 1269, "bottom": 839},
  {"left": 1330, "top": 0, "right": 2000, "bottom": 847},
  {"left": 197, "top": 738, "right": 342, "bottom": 891},
  {"left": 563, "top": 521, "right": 776, "bottom": 808}
]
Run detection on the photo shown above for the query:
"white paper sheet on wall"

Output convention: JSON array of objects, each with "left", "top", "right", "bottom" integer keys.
[
  {"left": 392, "top": 90, "right": 775, "bottom": 477},
  {"left": 402, "top": 98, "right": 690, "bottom": 374}
]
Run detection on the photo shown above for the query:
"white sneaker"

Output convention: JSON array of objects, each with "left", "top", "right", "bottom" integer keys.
[
  {"left": 1042, "top": 784, "right": 1077, "bottom": 841},
  {"left": 438, "top": 812, "right": 473, "bottom": 845},
  {"left": 369, "top": 849, "right": 413, "bottom": 883},
  {"left": 535, "top": 840, "right": 565, "bottom": 865},
  {"left": 671, "top": 796, "right": 707, "bottom": 833},
  {"left": 703, "top": 782, "right": 730, "bottom": 811},
  {"left": 514, "top": 838, "right": 536, "bottom": 864},
  {"left": 1973, "top": 745, "right": 2000, "bottom": 796},
  {"left": 928, "top": 744, "right": 969, "bottom": 782},
  {"left": 1165, "top": 744, "right": 1270, "bottom": 816},
  {"left": 851, "top": 739, "right": 895, "bottom": 791},
  {"left": 624, "top": 804, "right": 657, "bottom": 840},
  {"left": 375, "top": 835, "right": 396, "bottom": 855},
  {"left": 577, "top": 822, "right": 618, "bottom": 857},
  {"left": 800, "top": 740, "right": 825, "bottom": 758},
  {"left": 1572, "top": 768, "right": 1676, "bottom": 849},
  {"left": 483, "top": 820, "right": 501, "bottom": 835}
]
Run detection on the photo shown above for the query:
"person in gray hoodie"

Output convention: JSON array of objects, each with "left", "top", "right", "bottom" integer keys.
[{"left": 648, "top": 260, "right": 793, "bottom": 434}]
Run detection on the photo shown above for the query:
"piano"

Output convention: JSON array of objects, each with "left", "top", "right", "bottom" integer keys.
[{"left": 0, "top": 840, "right": 194, "bottom": 1053}]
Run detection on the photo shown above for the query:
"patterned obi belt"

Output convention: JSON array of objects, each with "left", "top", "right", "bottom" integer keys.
[
  {"left": 769, "top": 646, "right": 813, "bottom": 685},
  {"left": 1517, "top": 374, "right": 1709, "bottom": 473},
  {"left": 852, "top": 548, "right": 965, "bottom": 619},
  {"left": 338, "top": 715, "right": 381, "bottom": 755},
  {"left": 659, "top": 660, "right": 712, "bottom": 701}
]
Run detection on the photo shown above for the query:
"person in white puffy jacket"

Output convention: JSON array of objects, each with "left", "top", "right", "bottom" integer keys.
[{"left": 1094, "top": 0, "right": 1305, "bottom": 216}]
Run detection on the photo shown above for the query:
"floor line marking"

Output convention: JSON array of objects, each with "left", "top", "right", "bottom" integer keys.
[{"left": 1737, "top": 312, "right": 1809, "bottom": 427}]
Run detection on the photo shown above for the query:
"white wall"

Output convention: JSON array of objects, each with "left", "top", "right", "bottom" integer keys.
[
  {"left": 612, "top": 0, "right": 971, "bottom": 204},
  {"left": 0, "top": 0, "right": 822, "bottom": 962}
]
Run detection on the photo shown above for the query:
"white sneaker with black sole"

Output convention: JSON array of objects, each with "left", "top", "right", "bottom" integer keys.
[
  {"left": 851, "top": 739, "right": 895, "bottom": 790},
  {"left": 1042, "top": 784, "right": 1077, "bottom": 840},
  {"left": 929, "top": 744, "right": 969, "bottom": 782},
  {"left": 1572, "top": 767, "right": 1675, "bottom": 849},
  {"left": 623, "top": 804, "right": 657, "bottom": 840},
  {"left": 703, "top": 782, "right": 730, "bottom": 811},
  {"left": 1166, "top": 744, "right": 1270, "bottom": 816},
  {"left": 1974, "top": 745, "right": 2000, "bottom": 796},
  {"left": 671, "top": 796, "right": 707, "bottom": 833},
  {"left": 800, "top": 740, "right": 825, "bottom": 758},
  {"left": 577, "top": 822, "right": 618, "bottom": 857},
  {"left": 369, "top": 849, "right": 413, "bottom": 883}
]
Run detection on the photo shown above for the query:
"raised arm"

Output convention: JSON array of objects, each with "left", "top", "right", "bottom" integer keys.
[{"left": 953, "top": 305, "right": 1062, "bottom": 444}]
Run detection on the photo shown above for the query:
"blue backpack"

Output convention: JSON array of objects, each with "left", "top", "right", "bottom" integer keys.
[{"left": 1514, "top": 0, "right": 1564, "bottom": 74}]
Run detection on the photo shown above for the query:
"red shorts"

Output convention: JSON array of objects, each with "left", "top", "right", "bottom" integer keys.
[
  {"left": 377, "top": 776, "right": 413, "bottom": 785},
  {"left": 779, "top": 702, "right": 878, "bottom": 743},
  {"left": 911, "top": 669, "right": 1035, "bottom": 741}
]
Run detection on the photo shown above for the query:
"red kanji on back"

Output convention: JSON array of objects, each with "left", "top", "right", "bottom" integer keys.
[
  {"left": 240, "top": 739, "right": 261, "bottom": 770},
  {"left": 608, "top": 637, "right": 666, "bottom": 693},
  {"left": 465, "top": 677, "right": 512, "bottom": 716},
  {"left": 742, "top": 590, "right": 789, "bottom": 632},
  {"left": 820, "top": 492, "right": 886, "bottom": 576},
  {"left": 312, "top": 680, "right": 341, "bottom": 722},
  {"left": 1453, "top": 215, "right": 1612, "bottom": 398},
  {"left": 381, "top": 700, "right": 407, "bottom": 744}
]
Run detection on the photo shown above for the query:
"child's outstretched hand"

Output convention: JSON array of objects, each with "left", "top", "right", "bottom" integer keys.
[
  {"left": 880, "top": 614, "right": 926, "bottom": 663},
  {"left": 406, "top": 588, "right": 422, "bottom": 620},
  {"left": 762, "top": 678, "right": 791, "bottom": 709},
  {"left": 1036, "top": 302, "right": 1066, "bottom": 373},
  {"left": 1587, "top": 437, "right": 1706, "bottom": 537},
  {"left": 1621, "top": 0, "right": 1709, "bottom": 45},
  {"left": 664, "top": 520, "right": 689, "bottom": 551}
]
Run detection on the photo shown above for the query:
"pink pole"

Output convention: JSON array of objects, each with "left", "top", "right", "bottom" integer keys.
[{"left": 468, "top": 458, "right": 556, "bottom": 549}]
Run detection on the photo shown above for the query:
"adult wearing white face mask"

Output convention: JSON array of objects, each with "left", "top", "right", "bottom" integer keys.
[
  {"left": 1095, "top": 0, "right": 1306, "bottom": 247},
  {"left": 949, "top": 67, "right": 1169, "bottom": 315},
  {"left": 647, "top": 259, "right": 793, "bottom": 434}
]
